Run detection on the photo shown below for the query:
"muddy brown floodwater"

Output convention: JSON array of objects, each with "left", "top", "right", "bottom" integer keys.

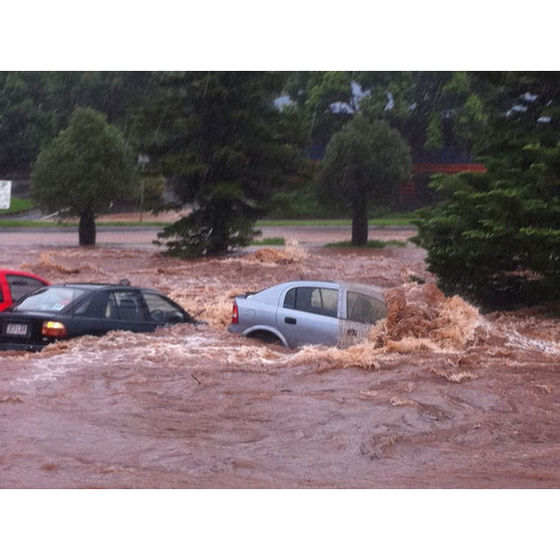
[{"left": 1, "top": 232, "right": 560, "bottom": 488}]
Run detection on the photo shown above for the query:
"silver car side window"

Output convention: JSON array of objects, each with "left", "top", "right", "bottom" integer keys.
[
  {"left": 284, "top": 288, "right": 296, "bottom": 309},
  {"left": 284, "top": 287, "right": 338, "bottom": 318},
  {"left": 347, "top": 291, "right": 386, "bottom": 324}
]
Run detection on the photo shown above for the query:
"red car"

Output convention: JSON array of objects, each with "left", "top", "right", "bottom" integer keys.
[{"left": 0, "top": 270, "right": 50, "bottom": 312}]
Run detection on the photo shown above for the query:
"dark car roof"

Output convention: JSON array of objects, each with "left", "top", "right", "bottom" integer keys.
[
  {"left": 52, "top": 283, "right": 140, "bottom": 290},
  {"left": 46, "top": 283, "right": 167, "bottom": 297}
]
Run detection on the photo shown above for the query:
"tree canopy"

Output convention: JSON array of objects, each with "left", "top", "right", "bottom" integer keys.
[
  {"left": 137, "top": 71, "right": 304, "bottom": 257},
  {"left": 30, "top": 107, "right": 136, "bottom": 246},
  {"left": 0, "top": 71, "right": 153, "bottom": 177},
  {"left": 317, "top": 115, "right": 411, "bottom": 245},
  {"left": 415, "top": 72, "right": 560, "bottom": 309}
]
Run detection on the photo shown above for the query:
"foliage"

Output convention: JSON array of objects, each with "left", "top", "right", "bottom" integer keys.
[
  {"left": 415, "top": 72, "right": 560, "bottom": 309},
  {"left": 317, "top": 115, "right": 411, "bottom": 245},
  {"left": 264, "top": 162, "right": 344, "bottom": 219},
  {"left": 30, "top": 107, "right": 136, "bottom": 246},
  {"left": 139, "top": 71, "right": 304, "bottom": 257},
  {"left": 325, "top": 240, "right": 406, "bottom": 249},
  {"left": 0, "top": 71, "right": 154, "bottom": 176},
  {"left": 285, "top": 71, "right": 486, "bottom": 159},
  {"left": 137, "top": 175, "right": 166, "bottom": 212},
  {"left": 0, "top": 72, "right": 55, "bottom": 175}
]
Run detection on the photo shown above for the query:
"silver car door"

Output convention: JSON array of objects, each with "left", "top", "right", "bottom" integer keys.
[
  {"left": 339, "top": 289, "right": 387, "bottom": 347},
  {"left": 276, "top": 285, "right": 340, "bottom": 347}
]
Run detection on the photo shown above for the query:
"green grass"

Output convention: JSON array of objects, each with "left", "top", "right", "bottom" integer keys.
[
  {"left": 0, "top": 220, "right": 168, "bottom": 228},
  {"left": 96, "top": 221, "right": 167, "bottom": 227},
  {"left": 0, "top": 212, "right": 416, "bottom": 229},
  {"left": 257, "top": 213, "right": 416, "bottom": 227},
  {"left": 251, "top": 237, "right": 285, "bottom": 246},
  {"left": 324, "top": 240, "right": 407, "bottom": 249},
  {"left": 0, "top": 220, "right": 64, "bottom": 227},
  {"left": 0, "top": 197, "right": 33, "bottom": 215}
]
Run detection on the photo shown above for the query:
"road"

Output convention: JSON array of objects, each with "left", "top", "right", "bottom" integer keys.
[{"left": 0, "top": 224, "right": 416, "bottom": 249}]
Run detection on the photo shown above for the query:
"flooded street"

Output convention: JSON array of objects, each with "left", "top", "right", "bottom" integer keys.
[{"left": 1, "top": 230, "right": 560, "bottom": 488}]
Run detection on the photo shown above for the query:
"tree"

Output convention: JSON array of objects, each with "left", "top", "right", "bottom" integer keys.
[
  {"left": 137, "top": 71, "right": 304, "bottom": 257},
  {"left": 0, "top": 71, "right": 154, "bottom": 177},
  {"left": 0, "top": 72, "right": 55, "bottom": 176},
  {"left": 282, "top": 72, "right": 488, "bottom": 212},
  {"left": 317, "top": 115, "right": 411, "bottom": 245},
  {"left": 415, "top": 72, "right": 560, "bottom": 309},
  {"left": 286, "top": 71, "right": 485, "bottom": 158},
  {"left": 30, "top": 107, "right": 136, "bottom": 246}
]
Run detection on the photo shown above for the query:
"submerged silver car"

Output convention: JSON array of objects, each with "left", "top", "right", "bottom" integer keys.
[{"left": 228, "top": 280, "right": 387, "bottom": 348}]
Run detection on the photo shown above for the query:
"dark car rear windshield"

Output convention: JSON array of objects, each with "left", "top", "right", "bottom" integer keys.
[{"left": 15, "top": 286, "right": 89, "bottom": 312}]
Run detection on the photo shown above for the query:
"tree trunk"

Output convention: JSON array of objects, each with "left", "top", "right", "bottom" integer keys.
[
  {"left": 351, "top": 193, "right": 369, "bottom": 246},
  {"left": 207, "top": 201, "right": 230, "bottom": 255},
  {"left": 79, "top": 207, "right": 96, "bottom": 246}
]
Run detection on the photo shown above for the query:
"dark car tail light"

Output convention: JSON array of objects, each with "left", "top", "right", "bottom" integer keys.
[
  {"left": 41, "top": 320, "right": 68, "bottom": 338},
  {"left": 231, "top": 302, "right": 239, "bottom": 324}
]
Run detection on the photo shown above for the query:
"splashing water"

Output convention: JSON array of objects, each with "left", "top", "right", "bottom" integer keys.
[{"left": 3, "top": 242, "right": 560, "bottom": 489}]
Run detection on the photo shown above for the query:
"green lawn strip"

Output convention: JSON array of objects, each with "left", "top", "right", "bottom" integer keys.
[
  {"left": 0, "top": 220, "right": 168, "bottom": 228},
  {"left": 251, "top": 237, "right": 285, "bottom": 246},
  {"left": 324, "top": 240, "right": 407, "bottom": 249},
  {"left": 0, "top": 213, "right": 416, "bottom": 229},
  {"left": 96, "top": 221, "right": 167, "bottom": 227},
  {"left": 0, "top": 198, "right": 33, "bottom": 215},
  {"left": 0, "top": 220, "right": 64, "bottom": 227},
  {"left": 257, "top": 214, "right": 416, "bottom": 227}
]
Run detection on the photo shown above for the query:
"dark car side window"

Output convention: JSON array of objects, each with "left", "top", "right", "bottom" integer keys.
[
  {"left": 104, "top": 290, "right": 146, "bottom": 321},
  {"left": 73, "top": 294, "right": 95, "bottom": 316},
  {"left": 143, "top": 292, "right": 185, "bottom": 323},
  {"left": 283, "top": 287, "right": 338, "bottom": 318},
  {"left": 6, "top": 274, "right": 46, "bottom": 303}
]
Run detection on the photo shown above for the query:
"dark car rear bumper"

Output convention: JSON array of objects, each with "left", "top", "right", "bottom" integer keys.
[{"left": 0, "top": 341, "right": 46, "bottom": 352}]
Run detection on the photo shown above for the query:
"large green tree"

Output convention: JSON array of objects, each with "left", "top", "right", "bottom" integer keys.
[
  {"left": 415, "top": 72, "right": 560, "bottom": 309},
  {"left": 286, "top": 71, "right": 485, "bottom": 156},
  {"left": 30, "top": 107, "right": 136, "bottom": 246},
  {"left": 317, "top": 114, "right": 411, "bottom": 245},
  {"left": 0, "top": 72, "right": 55, "bottom": 176},
  {"left": 137, "top": 71, "right": 304, "bottom": 257},
  {"left": 0, "top": 71, "right": 154, "bottom": 177},
  {"left": 279, "top": 71, "right": 487, "bottom": 214}
]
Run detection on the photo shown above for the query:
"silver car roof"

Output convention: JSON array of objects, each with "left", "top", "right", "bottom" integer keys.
[{"left": 256, "top": 280, "right": 385, "bottom": 301}]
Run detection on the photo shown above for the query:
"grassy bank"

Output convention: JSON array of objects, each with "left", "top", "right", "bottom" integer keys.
[
  {"left": 0, "top": 220, "right": 168, "bottom": 228},
  {"left": 325, "top": 240, "right": 407, "bottom": 249},
  {"left": 256, "top": 213, "right": 416, "bottom": 227},
  {"left": 0, "top": 197, "right": 33, "bottom": 215},
  {"left": 0, "top": 212, "right": 417, "bottom": 229}
]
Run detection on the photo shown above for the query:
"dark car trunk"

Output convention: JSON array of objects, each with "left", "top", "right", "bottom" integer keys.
[{"left": 0, "top": 311, "right": 60, "bottom": 350}]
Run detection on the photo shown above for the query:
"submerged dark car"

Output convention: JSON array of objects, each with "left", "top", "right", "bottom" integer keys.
[{"left": 0, "top": 282, "right": 198, "bottom": 351}]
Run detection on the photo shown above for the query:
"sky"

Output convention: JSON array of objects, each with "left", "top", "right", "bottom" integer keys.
[{"left": 3, "top": 1, "right": 558, "bottom": 70}]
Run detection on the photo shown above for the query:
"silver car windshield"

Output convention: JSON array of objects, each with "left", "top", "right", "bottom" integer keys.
[{"left": 15, "top": 287, "right": 88, "bottom": 312}]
